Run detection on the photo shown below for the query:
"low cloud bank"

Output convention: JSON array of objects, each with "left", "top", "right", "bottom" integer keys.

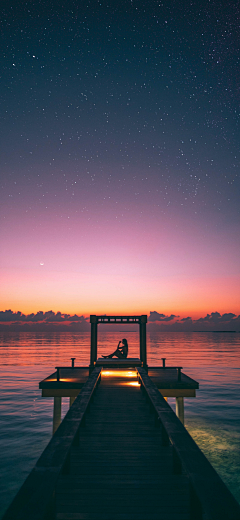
[
  {"left": 0, "top": 310, "right": 239, "bottom": 332},
  {"left": 0, "top": 310, "right": 89, "bottom": 331},
  {"left": 148, "top": 311, "right": 240, "bottom": 331},
  {"left": 0, "top": 310, "right": 87, "bottom": 322}
]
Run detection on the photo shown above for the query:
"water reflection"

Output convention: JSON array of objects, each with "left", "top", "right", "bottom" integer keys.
[
  {"left": 0, "top": 330, "right": 240, "bottom": 516},
  {"left": 186, "top": 421, "right": 240, "bottom": 496}
]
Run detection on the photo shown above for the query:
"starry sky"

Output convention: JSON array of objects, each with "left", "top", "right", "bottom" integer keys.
[{"left": 1, "top": 0, "right": 240, "bottom": 323}]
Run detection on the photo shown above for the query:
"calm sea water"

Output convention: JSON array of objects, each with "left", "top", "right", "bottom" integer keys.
[{"left": 0, "top": 330, "right": 240, "bottom": 517}]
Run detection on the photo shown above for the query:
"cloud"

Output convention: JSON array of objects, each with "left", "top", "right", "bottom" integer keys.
[
  {"left": 0, "top": 310, "right": 90, "bottom": 331},
  {"left": 148, "top": 311, "right": 179, "bottom": 322},
  {"left": 164, "top": 314, "right": 180, "bottom": 321},
  {"left": 0, "top": 309, "right": 88, "bottom": 323},
  {"left": 196, "top": 312, "right": 237, "bottom": 324},
  {"left": 148, "top": 311, "right": 166, "bottom": 322},
  {"left": 147, "top": 311, "right": 240, "bottom": 331},
  {"left": 0, "top": 310, "right": 23, "bottom": 322}
]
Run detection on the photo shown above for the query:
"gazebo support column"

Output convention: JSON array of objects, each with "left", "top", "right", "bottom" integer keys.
[
  {"left": 90, "top": 316, "right": 98, "bottom": 371},
  {"left": 139, "top": 316, "right": 147, "bottom": 369}
]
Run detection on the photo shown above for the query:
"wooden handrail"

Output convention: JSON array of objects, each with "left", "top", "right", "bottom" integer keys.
[
  {"left": 54, "top": 366, "right": 88, "bottom": 382},
  {"left": 3, "top": 367, "right": 102, "bottom": 520},
  {"left": 137, "top": 367, "right": 240, "bottom": 520},
  {"left": 54, "top": 366, "right": 88, "bottom": 369}
]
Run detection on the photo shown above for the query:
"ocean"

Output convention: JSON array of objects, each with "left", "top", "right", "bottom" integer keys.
[{"left": 0, "top": 330, "right": 240, "bottom": 517}]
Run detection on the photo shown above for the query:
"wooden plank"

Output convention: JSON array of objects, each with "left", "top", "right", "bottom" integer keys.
[
  {"left": 57, "top": 505, "right": 190, "bottom": 514},
  {"left": 56, "top": 511, "right": 189, "bottom": 520},
  {"left": 56, "top": 512, "right": 190, "bottom": 520},
  {"left": 57, "top": 475, "right": 189, "bottom": 489}
]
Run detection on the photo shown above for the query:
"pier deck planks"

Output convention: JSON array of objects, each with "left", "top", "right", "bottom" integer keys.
[
  {"left": 148, "top": 368, "right": 198, "bottom": 389},
  {"left": 55, "top": 371, "right": 190, "bottom": 520}
]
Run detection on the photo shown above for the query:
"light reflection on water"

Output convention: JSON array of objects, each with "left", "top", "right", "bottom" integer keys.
[{"left": 0, "top": 331, "right": 240, "bottom": 517}]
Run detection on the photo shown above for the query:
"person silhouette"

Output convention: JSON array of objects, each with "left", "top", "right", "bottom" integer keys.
[{"left": 102, "top": 339, "right": 128, "bottom": 359}]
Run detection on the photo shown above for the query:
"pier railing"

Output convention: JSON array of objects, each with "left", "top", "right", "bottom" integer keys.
[
  {"left": 137, "top": 367, "right": 240, "bottom": 520},
  {"left": 3, "top": 367, "right": 102, "bottom": 520}
]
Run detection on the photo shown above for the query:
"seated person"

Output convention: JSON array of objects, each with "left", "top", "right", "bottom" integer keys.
[{"left": 102, "top": 338, "right": 128, "bottom": 359}]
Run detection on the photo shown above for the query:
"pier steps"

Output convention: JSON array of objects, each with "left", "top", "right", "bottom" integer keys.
[{"left": 55, "top": 372, "right": 190, "bottom": 520}]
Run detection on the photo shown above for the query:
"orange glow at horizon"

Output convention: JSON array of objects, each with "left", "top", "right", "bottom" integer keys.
[
  {"left": 1, "top": 211, "right": 239, "bottom": 321},
  {"left": 1, "top": 267, "right": 239, "bottom": 319}
]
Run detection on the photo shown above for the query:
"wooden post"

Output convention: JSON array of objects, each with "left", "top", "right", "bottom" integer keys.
[
  {"left": 140, "top": 315, "right": 147, "bottom": 367},
  {"left": 177, "top": 367, "right": 182, "bottom": 381},
  {"left": 139, "top": 323, "right": 142, "bottom": 361},
  {"left": 69, "top": 396, "right": 75, "bottom": 407},
  {"left": 53, "top": 396, "right": 61, "bottom": 435},
  {"left": 90, "top": 315, "right": 98, "bottom": 366},
  {"left": 176, "top": 396, "right": 184, "bottom": 425}
]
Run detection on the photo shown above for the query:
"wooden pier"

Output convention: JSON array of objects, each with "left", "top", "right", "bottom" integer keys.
[
  {"left": 3, "top": 315, "right": 240, "bottom": 520},
  {"left": 55, "top": 368, "right": 190, "bottom": 520}
]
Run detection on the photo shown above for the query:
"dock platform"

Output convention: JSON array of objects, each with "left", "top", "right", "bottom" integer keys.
[{"left": 39, "top": 359, "right": 198, "bottom": 430}]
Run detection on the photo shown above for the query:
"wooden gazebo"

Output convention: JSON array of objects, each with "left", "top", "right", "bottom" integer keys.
[{"left": 89, "top": 315, "right": 147, "bottom": 370}]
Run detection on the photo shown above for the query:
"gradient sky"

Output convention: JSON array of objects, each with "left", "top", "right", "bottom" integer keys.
[{"left": 1, "top": 1, "right": 240, "bottom": 321}]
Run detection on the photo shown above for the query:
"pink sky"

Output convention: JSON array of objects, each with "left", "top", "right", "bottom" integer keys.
[{"left": 1, "top": 200, "right": 239, "bottom": 319}]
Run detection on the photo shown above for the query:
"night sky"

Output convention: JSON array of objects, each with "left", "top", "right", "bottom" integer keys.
[{"left": 1, "top": 1, "right": 240, "bottom": 325}]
